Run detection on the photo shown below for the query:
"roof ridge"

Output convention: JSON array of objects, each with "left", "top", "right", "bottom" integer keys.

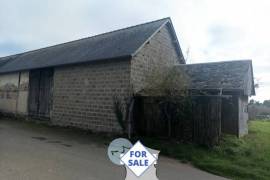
[
  {"left": 88, "top": 17, "right": 170, "bottom": 40},
  {"left": 0, "top": 17, "right": 170, "bottom": 60}
]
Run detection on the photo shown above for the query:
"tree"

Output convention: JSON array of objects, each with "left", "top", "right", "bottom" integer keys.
[
  {"left": 113, "top": 63, "right": 190, "bottom": 138},
  {"left": 249, "top": 99, "right": 262, "bottom": 106},
  {"left": 113, "top": 95, "right": 125, "bottom": 132},
  {"left": 144, "top": 65, "right": 189, "bottom": 96},
  {"left": 144, "top": 65, "right": 190, "bottom": 137},
  {"left": 263, "top": 100, "right": 270, "bottom": 107},
  {"left": 254, "top": 77, "right": 260, "bottom": 89},
  {"left": 249, "top": 99, "right": 255, "bottom": 105},
  {"left": 113, "top": 86, "right": 135, "bottom": 138}
]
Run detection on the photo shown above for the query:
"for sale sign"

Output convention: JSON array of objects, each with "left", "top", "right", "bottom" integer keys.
[
  {"left": 120, "top": 141, "right": 157, "bottom": 177},
  {"left": 108, "top": 138, "right": 159, "bottom": 179}
]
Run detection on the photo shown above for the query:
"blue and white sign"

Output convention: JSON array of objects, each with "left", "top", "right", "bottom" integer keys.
[{"left": 120, "top": 141, "right": 157, "bottom": 177}]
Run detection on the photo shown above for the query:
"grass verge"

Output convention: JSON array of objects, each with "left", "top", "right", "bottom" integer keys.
[{"left": 139, "top": 120, "right": 270, "bottom": 180}]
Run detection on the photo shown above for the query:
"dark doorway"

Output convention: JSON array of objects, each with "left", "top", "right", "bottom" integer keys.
[
  {"left": 221, "top": 96, "right": 239, "bottom": 135},
  {"left": 28, "top": 68, "right": 54, "bottom": 119}
]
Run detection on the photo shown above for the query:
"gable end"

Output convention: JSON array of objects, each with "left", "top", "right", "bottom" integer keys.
[{"left": 132, "top": 18, "right": 185, "bottom": 64}]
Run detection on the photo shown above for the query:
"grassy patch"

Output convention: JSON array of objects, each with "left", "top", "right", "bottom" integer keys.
[{"left": 139, "top": 120, "right": 270, "bottom": 180}]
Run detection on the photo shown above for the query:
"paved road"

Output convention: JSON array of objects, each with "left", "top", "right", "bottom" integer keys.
[{"left": 0, "top": 119, "right": 228, "bottom": 180}]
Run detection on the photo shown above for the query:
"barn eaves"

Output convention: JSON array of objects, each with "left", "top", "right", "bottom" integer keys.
[{"left": 0, "top": 17, "right": 184, "bottom": 74}]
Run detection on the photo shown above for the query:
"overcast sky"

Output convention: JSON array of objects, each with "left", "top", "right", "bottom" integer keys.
[{"left": 0, "top": 0, "right": 269, "bottom": 102}]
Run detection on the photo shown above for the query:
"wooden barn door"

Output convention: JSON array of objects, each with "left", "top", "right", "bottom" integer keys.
[
  {"left": 192, "top": 96, "right": 222, "bottom": 146},
  {"left": 28, "top": 68, "right": 53, "bottom": 119},
  {"left": 28, "top": 70, "right": 40, "bottom": 116}
]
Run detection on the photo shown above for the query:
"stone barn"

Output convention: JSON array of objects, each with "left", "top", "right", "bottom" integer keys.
[
  {"left": 0, "top": 17, "right": 255, "bottom": 137},
  {"left": 0, "top": 18, "right": 184, "bottom": 133}
]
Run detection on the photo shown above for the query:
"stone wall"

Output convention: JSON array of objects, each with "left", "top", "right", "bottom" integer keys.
[
  {"left": 51, "top": 24, "right": 183, "bottom": 133},
  {"left": 51, "top": 60, "right": 131, "bottom": 133},
  {"left": 131, "top": 24, "right": 183, "bottom": 93},
  {"left": 239, "top": 95, "right": 249, "bottom": 136}
]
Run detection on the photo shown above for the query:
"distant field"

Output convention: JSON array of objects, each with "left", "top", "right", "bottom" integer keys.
[{"left": 142, "top": 120, "right": 270, "bottom": 180}]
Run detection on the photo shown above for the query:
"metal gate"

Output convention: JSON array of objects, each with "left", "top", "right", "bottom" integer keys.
[{"left": 28, "top": 68, "right": 53, "bottom": 119}]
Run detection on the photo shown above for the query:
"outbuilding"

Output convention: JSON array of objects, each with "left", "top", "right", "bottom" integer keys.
[
  {"left": 0, "top": 18, "right": 255, "bottom": 138},
  {"left": 176, "top": 60, "right": 255, "bottom": 136},
  {"left": 0, "top": 18, "right": 184, "bottom": 133}
]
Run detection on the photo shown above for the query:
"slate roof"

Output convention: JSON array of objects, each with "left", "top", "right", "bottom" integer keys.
[
  {"left": 0, "top": 18, "right": 184, "bottom": 73},
  {"left": 176, "top": 60, "right": 255, "bottom": 96}
]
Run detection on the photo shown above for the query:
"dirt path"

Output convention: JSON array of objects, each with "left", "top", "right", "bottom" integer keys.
[{"left": 0, "top": 119, "right": 228, "bottom": 180}]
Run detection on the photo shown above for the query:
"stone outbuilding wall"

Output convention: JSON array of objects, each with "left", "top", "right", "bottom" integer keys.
[
  {"left": 51, "top": 24, "right": 182, "bottom": 133},
  {"left": 51, "top": 60, "right": 131, "bottom": 132}
]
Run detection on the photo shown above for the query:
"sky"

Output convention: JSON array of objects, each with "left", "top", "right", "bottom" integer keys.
[{"left": 0, "top": 0, "right": 269, "bottom": 102}]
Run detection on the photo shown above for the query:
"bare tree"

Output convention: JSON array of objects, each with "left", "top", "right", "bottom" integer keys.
[
  {"left": 113, "top": 62, "right": 190, "bottom": 138},
  {"left": 254, "top": 77, "right": 260, "bottom": 89},
  {"left": 143, "top": 65, "right": 190, "bottom": 137},
  {"left": 184, "top": 47, "right": 191, "bottom": 64},
  {"left": 113, "top": 87, "right": 135, "bottom": 138}
]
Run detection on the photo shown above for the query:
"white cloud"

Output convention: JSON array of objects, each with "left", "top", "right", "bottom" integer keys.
[{"left": 0, "top": 0, "right": 269, "bottom": 101}]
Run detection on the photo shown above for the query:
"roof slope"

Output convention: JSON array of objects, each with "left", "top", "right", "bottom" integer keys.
[
  {"left": 176, "top": 60, "right": 255, "bottom": 96},
  {"left": 0, "top": 18, "right": 183, "bottom": 73}
]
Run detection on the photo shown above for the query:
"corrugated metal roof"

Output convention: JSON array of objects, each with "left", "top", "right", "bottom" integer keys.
[
  {"left": 176, "top": 60, "right": 255, "bottom": 96},
  {"left": 0, "top": 18, "right": 181, "bottom": 73}
]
